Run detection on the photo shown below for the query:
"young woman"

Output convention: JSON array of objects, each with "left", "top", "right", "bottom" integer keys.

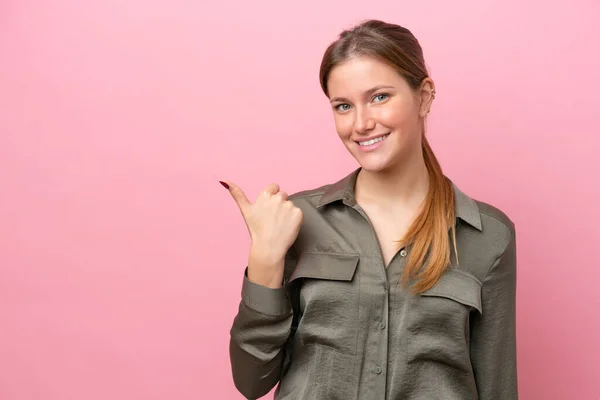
[{"left": 222, "top": 19, "right": 518, "bottom": 400}]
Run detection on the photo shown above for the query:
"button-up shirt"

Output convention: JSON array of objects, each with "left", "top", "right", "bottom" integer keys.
[{"left": 229, "top": 168, "right": 518, "bottom": 400}]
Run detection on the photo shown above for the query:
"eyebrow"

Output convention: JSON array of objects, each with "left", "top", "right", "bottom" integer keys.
[{"left": 329, "top": 85, "right": 395, "bottom": 103}]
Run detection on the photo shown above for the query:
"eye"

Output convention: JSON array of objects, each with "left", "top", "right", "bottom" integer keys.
[
  {"left": 373, "top": 93, "right": 389, "bottom": 103},
  {"left": 335, "top": 103, "right": 352, "bottom": 112}
]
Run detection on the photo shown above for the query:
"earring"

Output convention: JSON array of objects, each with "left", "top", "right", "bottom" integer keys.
[{"left": 431, "top": 89, "right": 436, "bottom": 99}]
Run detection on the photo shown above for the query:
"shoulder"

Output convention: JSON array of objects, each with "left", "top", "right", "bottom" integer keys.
[
  {"left": 289, "top": 184, "right": 331, "bottom": 202},
  {"left": 469, "top": 198, "right": 518, "bottom": 282},
  {"left": 286, "top": 169, "right": 357, "bottom": 209},
  {"left": 475, "top": 199, "right": 515, "bottom": 239},
  {"left": 288, "top": 185, "right": 330, "bottom": 204},
  {"left": 470, "top": 197, "right": 516, "bottom": 272},
  {"left": 452, "top": 181, "right": 516, "bottom": 272},
  {"left": 286, "top": 183, "right": 333, "bottom": 216},
  {"left": 452, "top": 180, "right": 515, "bottom": 241}
]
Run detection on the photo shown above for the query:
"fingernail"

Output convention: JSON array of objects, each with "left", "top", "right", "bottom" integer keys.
[{"left": 219, "top": 181, "right": 229, "bottom": 189}]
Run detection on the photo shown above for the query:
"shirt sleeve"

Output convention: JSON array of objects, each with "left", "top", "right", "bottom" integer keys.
[
  {"left": 470, "top": 228, "right": 518, "bottom": 399},
  {"left": 229, "top": 247, "right": 297, "bottom": 399}
]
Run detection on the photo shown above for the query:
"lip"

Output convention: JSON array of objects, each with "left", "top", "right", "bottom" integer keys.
[
  {"left": 354, "top": 133, "right": 390, "bottom": 144},
  {"left": 355, "top": 133, "right": 390, "bottom": 152}
]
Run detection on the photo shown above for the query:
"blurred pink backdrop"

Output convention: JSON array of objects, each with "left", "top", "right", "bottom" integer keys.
[{"left": 1, "top": 1, "right": 599, "bottom": 399}]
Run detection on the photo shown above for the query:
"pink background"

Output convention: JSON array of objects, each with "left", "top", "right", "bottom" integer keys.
[{"left": 1, "top": 1, "right": 599, "bottom": 399}]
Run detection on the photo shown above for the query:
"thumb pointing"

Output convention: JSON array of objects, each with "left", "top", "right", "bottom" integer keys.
[{"left": 221, "top": 180, "right": 251, "bottom": 215}]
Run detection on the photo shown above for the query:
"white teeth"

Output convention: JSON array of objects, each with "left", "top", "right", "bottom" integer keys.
[{"left": 358, "top": 134, "right": 389, "bottom": 146}]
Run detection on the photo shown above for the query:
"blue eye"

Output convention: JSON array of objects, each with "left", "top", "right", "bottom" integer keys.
[
  {"left": 336, "top": 104, "right": 351, "bottom": 112},
  {"left": 373, "top": 93, "right": 389, "bottom": 102}
]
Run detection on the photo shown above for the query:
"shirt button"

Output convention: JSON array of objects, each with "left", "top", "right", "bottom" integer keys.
[
  {"left": 375, "top": 366, "right": 382, "bottom": 374},
  {"left": 379, "top": 322, "right": 386, "bottom": 330},
  {"left": 400, "top": 249, "right": 407, "bottom": 257}
]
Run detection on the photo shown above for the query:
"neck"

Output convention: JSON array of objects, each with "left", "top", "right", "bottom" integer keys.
[{"left": 355, "top": 147, "right": 430, "bottom": 209}]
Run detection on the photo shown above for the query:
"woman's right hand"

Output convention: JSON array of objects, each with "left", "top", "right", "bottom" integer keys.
[{"left": 222, "top": 181, "right": 303, "bottom": 288}]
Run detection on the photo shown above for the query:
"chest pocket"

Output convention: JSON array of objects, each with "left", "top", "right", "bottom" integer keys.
[
  {"left": 419, "top": 269, "right": 482, "bottom": 313},
  {"left": 287, "top": 252, "right": 360, "bottom": 355},
  {"left": 406, "top": 269, "right": 482, "bottom": 372}
]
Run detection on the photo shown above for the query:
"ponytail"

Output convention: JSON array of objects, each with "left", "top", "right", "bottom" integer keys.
[{"left": 399, "top": 136, "right": 457, "bottom": 293}]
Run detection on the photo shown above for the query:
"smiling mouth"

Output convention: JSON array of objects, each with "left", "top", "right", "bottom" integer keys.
[{"left": 357, "top": 134, "right": 390, "bottom": 146}]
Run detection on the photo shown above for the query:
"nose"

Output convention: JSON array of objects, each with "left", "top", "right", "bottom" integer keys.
[{"left": 354, "top": 106, "right": 375, "bottom": 134}]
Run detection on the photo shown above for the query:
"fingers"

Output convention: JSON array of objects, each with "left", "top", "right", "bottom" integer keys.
[
  {"left": 223, "top": 180, "right": 251, "bottom": 216},
  {"left": 262, "top": 183, "right": 280, "bottom": 196},
  {"left": 278, "top": 191, "right": 289, "bottom": 201},
  {"left": 262, "top": 185, "right": 289, "bottom": 202}
]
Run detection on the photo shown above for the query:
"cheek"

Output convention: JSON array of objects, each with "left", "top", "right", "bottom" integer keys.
[
  {"left": 378, "top": 97, "right": 420, "bottom": 129},
  {"left": 378, "top": 106, "right": 414, "bottom": 129},
  {"left": 333, "top": 115, "right": 353, "bottom": 138}
]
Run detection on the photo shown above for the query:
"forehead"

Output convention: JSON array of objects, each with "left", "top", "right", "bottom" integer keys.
[{"left": 327, "top": 56, "right": 404, "bottom": 95}]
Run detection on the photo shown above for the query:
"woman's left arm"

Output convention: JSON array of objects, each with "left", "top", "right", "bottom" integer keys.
[{"left": 470, "top": 227, "right": 518, "bottom": 399}]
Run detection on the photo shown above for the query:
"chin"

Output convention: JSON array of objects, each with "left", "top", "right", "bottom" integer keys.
[{"left": 355, "top": 156, "right": 396, "bottom": 173}]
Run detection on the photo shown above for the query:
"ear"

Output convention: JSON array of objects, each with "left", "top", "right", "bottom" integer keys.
[{"left": 418, "top": 77, "right": 436, "bottom": 117}]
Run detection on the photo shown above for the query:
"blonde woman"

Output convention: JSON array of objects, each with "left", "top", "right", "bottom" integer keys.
[{"left": 223, "top": 19, "right": 518, "bottom": 400}]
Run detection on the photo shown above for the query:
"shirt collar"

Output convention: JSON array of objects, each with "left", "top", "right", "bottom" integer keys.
[{"left": 316, "top": 168, "right": 482, "bottom": 231}]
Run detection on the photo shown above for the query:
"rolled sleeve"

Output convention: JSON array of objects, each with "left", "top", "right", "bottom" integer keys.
[{"left": 242, "top": 268, "right": 292, "bottom": 316}]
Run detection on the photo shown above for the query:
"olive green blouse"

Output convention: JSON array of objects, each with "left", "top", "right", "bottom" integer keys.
[{"left": 229, "top": 168, "right": 518, "bottom": 400}]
